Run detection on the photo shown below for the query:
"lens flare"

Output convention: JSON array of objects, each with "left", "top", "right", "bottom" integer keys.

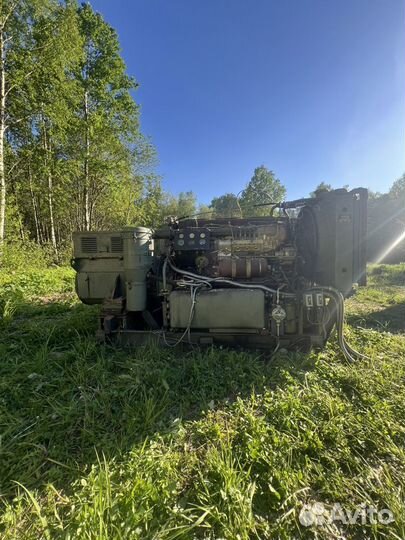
[{"left": 374, "top": 228, "right": 405, "bottom": 264}]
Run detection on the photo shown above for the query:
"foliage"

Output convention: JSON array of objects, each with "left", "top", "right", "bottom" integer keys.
[
  {"left": 210, "top": 193, "right": 240, "bottom": 218},
  {"left": 309, "top": 181, "right": 332, "bottom": 197},
  {"left": 155, "top": 190, "right": 199, "bottom": 222},
  {"left": 368, "top": 262, "right": 405, "bottom": 286},
  {"left": 175, "top": 191, "right": 197, "bottom": 218},
  {"left": 195, "top": 203, "right": 213, "bottom": 219},
  {"left": 240, "top": 166, "right": 286, "bottom": 216},
  {"left": 0, "top": 266, "right": 74, "bottom": 302},
  {"left": 0, "top": 0, "right": 158, "bottom": 266},
  {"left": 1, "top": 240, "right": 56, "bottom": 271},
  {"left": 389, "top": 172, "right": 405, "bottom": 199},
  {"left": 0, "top": 265, "right": 405, "bottom": 539}
]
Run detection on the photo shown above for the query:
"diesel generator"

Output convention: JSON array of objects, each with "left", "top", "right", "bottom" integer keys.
[{"left": 71, "top": 188, "right": 367, "bottom": 357}]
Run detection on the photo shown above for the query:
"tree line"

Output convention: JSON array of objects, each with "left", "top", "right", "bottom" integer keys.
[
  {"left": 0, "top": 1, "right": 285, "bottom": 266},
  {"left": 173, "top": 172, "right": 405, "bottom": 267},
  {"left": 0, "top": 0, "right": 162, "bottom": 263},
  {"left": 162, "top": 166, "right": 286, "bottom": 221},
  {"left": 0, "top": 1, "right": 403, "bottom": 267}
]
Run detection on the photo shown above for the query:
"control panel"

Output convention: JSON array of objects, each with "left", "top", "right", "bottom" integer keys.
[{"left": 174, "top": 228, "right": 211, "bottom": 251}]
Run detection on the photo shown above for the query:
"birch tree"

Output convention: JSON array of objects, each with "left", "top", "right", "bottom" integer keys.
[
  {"left": 0, "top": 1, "right": 159, "bottom": 263},
  {"left": 74, "top": 3, "right": 141, "bottom": 231},
  {"left": 0, "top": 0, "right": 51, "bottom": 262}
]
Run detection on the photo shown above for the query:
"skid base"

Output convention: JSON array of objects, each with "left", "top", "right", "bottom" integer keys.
[{"left": 99, "top": 329, "right": 325, "bottom": 352}]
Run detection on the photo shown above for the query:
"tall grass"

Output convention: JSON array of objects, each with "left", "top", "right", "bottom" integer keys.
[{"left": 0, "top": 265, "right": 404, "bottom": 539}]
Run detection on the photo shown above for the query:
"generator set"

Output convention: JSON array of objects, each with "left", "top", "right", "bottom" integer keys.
[{"left": 71, "top": 188, "right": 368, "bottom": 357}]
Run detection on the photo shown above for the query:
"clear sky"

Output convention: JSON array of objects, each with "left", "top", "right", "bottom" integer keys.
[{"left": 90, "top": 0, "right": 405, "bottom": 204}]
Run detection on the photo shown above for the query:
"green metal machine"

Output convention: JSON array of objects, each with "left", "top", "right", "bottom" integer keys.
[{"left": 71, "top": 188, "right": 368, "bottom": 357}]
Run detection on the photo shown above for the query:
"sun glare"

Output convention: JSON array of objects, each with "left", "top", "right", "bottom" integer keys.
[{"left": 374, "top": 228, "right": 405, "bottom": 264}]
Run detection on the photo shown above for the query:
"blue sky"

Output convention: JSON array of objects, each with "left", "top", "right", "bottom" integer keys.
[{"left": 91, "top": 0, "right": 405, "bottom": 204}]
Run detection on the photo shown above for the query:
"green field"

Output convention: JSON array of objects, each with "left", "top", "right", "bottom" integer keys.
[{"left": 0, "top": 265, "right": 405, "bottom": 539}]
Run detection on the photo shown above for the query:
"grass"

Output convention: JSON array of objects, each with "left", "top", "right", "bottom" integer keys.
[
  {"left": 0, "top": 264, "right": 404, "bottom": 539},
  {"left": 346, "top": 263, "right": 405, "bottom": 333}
]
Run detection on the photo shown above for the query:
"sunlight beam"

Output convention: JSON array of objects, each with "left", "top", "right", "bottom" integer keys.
[{"left": 374, "top": 228, "right": 405, "bottom": 264}]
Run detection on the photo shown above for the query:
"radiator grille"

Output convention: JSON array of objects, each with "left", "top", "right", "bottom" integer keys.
[
  {"left": 81, "top": 236, "right": 97, "bottom": 253},
  {"left": 111, "top": 236, "right": 123, "bottom": 253}
]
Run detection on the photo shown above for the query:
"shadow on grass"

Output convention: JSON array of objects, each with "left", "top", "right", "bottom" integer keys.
[
  {"left": 347, "top": 301, "right": 405, "bottom": 334},
  {"left": 0, "top": 297, "right": 315, "bottom": 498}
]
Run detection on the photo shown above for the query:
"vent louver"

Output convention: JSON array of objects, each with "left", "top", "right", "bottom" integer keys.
[
  {"left": 81, "top": 236, "right": 97, "bottom": 253},
  {"left": 111, "top": 236, "right": 123, "bottom": 253}
]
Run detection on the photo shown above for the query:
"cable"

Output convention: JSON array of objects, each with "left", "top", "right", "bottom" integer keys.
[
  {"left": 166, "top": 258, "right": 297, "bottom": 298},
  {"left": 174, "top": 195, "right": 317, "bottom": 222},
  {"left": 311, "top": 286, "right": 368, "bottom": 362},
  {"left": 160, "top": 282, "right": 207, "bottom": 347},
  {"left": 176, "top": 201, "right": 281, "bottom": 221},
  {"left": 162, "top": 258, "right": 367, "bottom": 361}
]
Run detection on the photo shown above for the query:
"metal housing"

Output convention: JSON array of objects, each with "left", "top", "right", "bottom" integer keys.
[{"left": 71, "top": 188, "right": 368, "bottom": 351}]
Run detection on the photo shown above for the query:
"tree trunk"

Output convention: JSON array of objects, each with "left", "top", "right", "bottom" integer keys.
[
  {"left": 47, "top": 168, "right": 57, "bottom": 255},
  {"left": 42, "top": 119, "right": 58, "bottom": 257},
  {"left": 83, "top": 89, "right": 90, "bottom": 231},
  {"left": 0, "top": 28, "right": 6, "bottom": 263},
  {"left": 28, "top": 162, "right": 41, "bottom": 243}
]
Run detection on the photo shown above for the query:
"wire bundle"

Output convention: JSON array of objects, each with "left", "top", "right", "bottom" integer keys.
[
  {"left": 316, "top": 286, "right": 368, "bottom": 363},
  {"left": 162, "top": 257, "right": 368, "bottom": 361}
]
